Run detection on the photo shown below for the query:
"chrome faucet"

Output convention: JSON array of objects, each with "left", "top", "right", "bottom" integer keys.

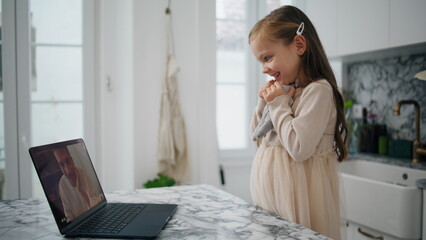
[{"left": 394, "top": 100, "right": 426, "bottom": 163}]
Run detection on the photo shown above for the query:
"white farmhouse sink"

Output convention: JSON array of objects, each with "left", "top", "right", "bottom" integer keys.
[{"left": 341, "top": 159, "right": 425, "bottom": 239}]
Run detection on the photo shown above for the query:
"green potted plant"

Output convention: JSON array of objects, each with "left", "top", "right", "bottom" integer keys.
[{"left": 143, "top": 174, "right": 176, "bottom": 188}]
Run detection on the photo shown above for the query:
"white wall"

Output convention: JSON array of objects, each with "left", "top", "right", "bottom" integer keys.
[
  {"left": 97, "top": 0, "right": 134, "bottom": 191},
  {"left": 133, "top": 0, "right": 219, "bottom": 189},
  {"left": 96, "top": 0, "right": 220, "bottom": 191},
  {"left": 221, "top": 161, "right": 252, "bottom": 203}
]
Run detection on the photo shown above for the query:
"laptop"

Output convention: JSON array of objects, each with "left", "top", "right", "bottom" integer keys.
[{"left": 29, "top": 138, "right": 177, "bottom": 239}]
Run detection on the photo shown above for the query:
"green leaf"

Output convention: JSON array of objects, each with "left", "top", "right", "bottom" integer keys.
[
  {"left": 344, "top": 99, "right": 353, "bottom": 108},
  {"left": 143, "top": 173, "right": 176, "bottom": 188}
]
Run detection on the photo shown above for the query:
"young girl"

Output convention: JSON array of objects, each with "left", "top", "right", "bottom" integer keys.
[{"left": 249, "top": 6, "right": 347, "bottom": 239}]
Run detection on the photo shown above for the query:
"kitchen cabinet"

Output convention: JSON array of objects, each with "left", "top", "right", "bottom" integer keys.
[
  {"left": 389, "top": 0, "right": 426, "bottom": 47},
  {"left": 306, "top": 0, "right": 426, "bottom": 58},
  {"left": 348, "top": 222, "right": 403, "bottom": 240},
  {"left": 305, "top": 0, "right": 338, "bottom": 57},
  {"left": 345, "top": 221, "right": 354, "bottom": 240},
  {"left": 337, "top": 0, "right": 389, "bottom": 56}
]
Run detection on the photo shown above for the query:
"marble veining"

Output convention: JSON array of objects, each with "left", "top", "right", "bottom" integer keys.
[
  {"left": 0, "top": 184, "right": 330, "bottom": 240},
  {"left": 347, "top": 53, "right": 426, "bottom": 143}
]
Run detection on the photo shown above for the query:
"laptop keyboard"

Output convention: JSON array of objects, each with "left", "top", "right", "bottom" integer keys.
[{"left": 73, "top": 204, "right": 145, "bottom": 234}]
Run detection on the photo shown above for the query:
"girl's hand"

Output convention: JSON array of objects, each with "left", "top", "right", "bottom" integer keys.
[
  {"left": 258, "top": 80, "right": 275, "bottom": 99},
  {"left": 262, "top": 81, "right": 296, "bottom": 102}
]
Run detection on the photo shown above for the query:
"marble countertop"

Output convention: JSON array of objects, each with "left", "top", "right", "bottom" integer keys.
[
  {"left": 349, "top": 152, "right": 426, "bottom": 170},
  {"left": 0, "top": 184, "right": 330, "bottom": 240}
]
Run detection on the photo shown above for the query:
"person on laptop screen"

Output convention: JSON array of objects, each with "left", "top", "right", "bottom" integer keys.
[{"left": 54, "top": 147, "right": 103, "bottom": 222}]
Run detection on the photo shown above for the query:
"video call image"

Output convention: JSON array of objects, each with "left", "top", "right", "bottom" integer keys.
[{"left": 32, "top": 142, "right": 104, "bottom": 228}]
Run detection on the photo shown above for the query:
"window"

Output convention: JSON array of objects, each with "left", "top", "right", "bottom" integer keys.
[
  {"left": 30, "top": 0, "right": 84, "bottom": 146},
  {"left": 29, "top": 0, "right": 86, "bottom": 198},
  {"left": 216, "top": 0, "right": 247, "bottom": 150},
  {"left": 0, "top": 0, "right": 94, "bottom": 199},
  {"left": 216, "top": 0, "right": 304, "bottom": 161}
]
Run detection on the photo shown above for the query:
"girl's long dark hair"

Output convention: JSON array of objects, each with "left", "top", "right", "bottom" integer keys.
[{"left": 249, "top": 5, "right": 348, "bottom": 162}]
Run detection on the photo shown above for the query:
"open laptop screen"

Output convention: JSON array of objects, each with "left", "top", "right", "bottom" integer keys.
[{"left": 30, "top": 139, "right": 105, "bottom": 229}]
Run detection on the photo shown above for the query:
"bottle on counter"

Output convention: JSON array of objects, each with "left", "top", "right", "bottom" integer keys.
[
  {"left": 367, "top": 113, "right": 379, "bottom": 153},
  {"left": 378, "top": 125, "right": 388, "bottom": 155},
  {"left": 360, "top": 106, "right": 385, "bottom": 154},
  {"left": 348, "top": 104, "right": 362, "bottom": 154},
  {"left": 344, "top": 99, "right": 353, "bottom": 153},
  {"left": 359, "top": 107, "right": 370, "bottom": 153}
]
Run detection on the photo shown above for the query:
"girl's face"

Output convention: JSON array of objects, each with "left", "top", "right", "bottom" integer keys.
[{"left": 250, "top": 37, "right": 301, "bottom": 85}]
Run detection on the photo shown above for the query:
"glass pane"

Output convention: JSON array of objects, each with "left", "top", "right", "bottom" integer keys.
[
  {"left": 30, "top": 0, "right": 84, "bottom": 198},
  {"left": 216, "top": 20, "right": 245, "bottom": 51},
  {"left": 30, "top": 0, "right": 82, "bottom": 45},
  {"left": 217, "top": 50, "right": 246, "bottom": 84},
  {"left": 216, "top": 0, "right": 248, "bottom": 151},
  {"left": 216, "top": 85, "right": 247, "bottom": 149},
  {"left": 32, "top": 46, "right": 82, "bottom": 101},
  {"left": 31, "top": 103, "right": 83, "bottom": 197},
  {"left": 31, "top": 103, "right": 83, "bottom": 146},
  {"left": 216, "top": 0, "right": 245, "bottom": 20}
]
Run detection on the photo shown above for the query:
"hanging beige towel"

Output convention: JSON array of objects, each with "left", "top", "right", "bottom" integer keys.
[{"left": 157, "top": 7, "right": 190, "bottom": 183}]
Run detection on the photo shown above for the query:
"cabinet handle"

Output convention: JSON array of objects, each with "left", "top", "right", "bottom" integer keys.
[{"left": 358, "top": 228, "right": 384, "bottom": 240}]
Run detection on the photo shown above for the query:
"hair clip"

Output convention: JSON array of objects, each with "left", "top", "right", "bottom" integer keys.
[{"left": 296, "top": 22, "right": 304, "bottom": 35}]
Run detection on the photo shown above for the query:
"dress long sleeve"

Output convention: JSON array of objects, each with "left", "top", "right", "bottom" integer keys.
[
  {"left": 250, "top": 97, "right": 267, "bottom": 137},
  {"left": 268, "top": 81, "right": 334, "bottom": 162}
]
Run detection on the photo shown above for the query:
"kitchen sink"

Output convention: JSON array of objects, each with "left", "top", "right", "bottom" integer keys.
[{"left": 341, "top": 159, "right": 425, "bottom": 239}]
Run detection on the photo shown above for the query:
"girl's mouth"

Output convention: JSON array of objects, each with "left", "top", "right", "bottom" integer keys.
[{"left": 272, "top": 72, "right": 281, "bottom": 81}]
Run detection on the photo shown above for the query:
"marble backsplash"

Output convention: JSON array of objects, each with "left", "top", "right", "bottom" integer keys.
[{"left": 347, "top": 53, "right": 426, "bottom": 143}]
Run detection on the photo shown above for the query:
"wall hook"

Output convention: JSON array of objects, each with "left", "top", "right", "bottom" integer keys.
[
  {"left": 106, "top": 76, "right": 113, "bottom": 92},
  {"left": 165, "top": 0, "right": 171, "bottom": 14}
]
